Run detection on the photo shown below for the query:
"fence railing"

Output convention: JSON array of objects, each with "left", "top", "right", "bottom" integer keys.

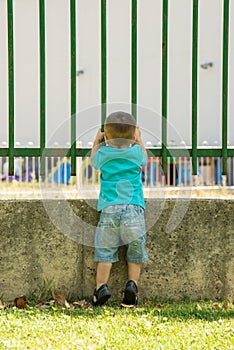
[
  {"left": 0, "top": 0, "right": 232, "bottom": 183},
  {"left": 1, "top": 153, "right": 234, "bottom": 191}
]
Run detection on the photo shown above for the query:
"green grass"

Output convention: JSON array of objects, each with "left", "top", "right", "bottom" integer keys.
[{"left": 0, "top": 300, "right": 234, "bottom": 349}]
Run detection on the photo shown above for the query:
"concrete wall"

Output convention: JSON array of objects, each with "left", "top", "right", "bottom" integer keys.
[{"left": 0, "top": 199, "right": 234, "bottom": 301}]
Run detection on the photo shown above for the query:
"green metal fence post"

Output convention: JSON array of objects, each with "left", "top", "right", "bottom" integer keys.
[
  {"left": 70, "top": 0, "right": 77, "bottom": 175},
  {"left": 132, "top": 0, "right": 137, "bottom": 119},
  {"left": 192, "top": 0, "right": 199, "bottom": 175},
  {"left": 101, "top": 0, "right": 107, "bottom": 129},
  {"left": 39, "top": 0, "right": 46, "bottom": 176},
  {"left": 161, "top": 0, "right": 168, "bottom": 176},
  {"left": 222, "top": 0, "right": 229, "bottom": 176},
  {"left": 7, "top": 0, "right": 14, "bottom": 176}
]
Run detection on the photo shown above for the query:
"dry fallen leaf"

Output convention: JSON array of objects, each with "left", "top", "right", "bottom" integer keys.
[
  {"left": 196, "top": 303, "right": 202, "bottom": 311},
  {"left": 73, "top": 300, "right": 91, "bottom": 308},
  {"left": 213, "top": 303, "right": 221, "bottom": 310},
  {"left": 14, "top": 296, "right": 27, "bottom": 309},
  {"left": 0, "top": 300, "right": 5, "bottom": 310},
  {"left": 35, "top": 303, "right": 52, "bottom": 310},
  {"left": 52, "top": 291, "right": 66, "bottom": 305},
  {"left": 64, "top": 300, "right": 71, "bottom": 309},
  {"left": 52, "top": 291, "right": 71, "bottom": 308},
  {"left": 155, "top": 304, "right": 162, "bottom": 312},
  {"left": 222, "top": 302, "right": 228, "bottom": 309}
]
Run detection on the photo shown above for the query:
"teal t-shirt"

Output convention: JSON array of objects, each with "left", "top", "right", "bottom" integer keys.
[{"left": 93, "top": 144, "right": 147, "bottom": 211}]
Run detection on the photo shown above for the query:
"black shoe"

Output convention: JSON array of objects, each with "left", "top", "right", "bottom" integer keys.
[
  {"left": 91, "top": 284, "right": 111, "bottom": 306},
  {"left": 122, "top": 280, "right": 138, "bottom": 306}
]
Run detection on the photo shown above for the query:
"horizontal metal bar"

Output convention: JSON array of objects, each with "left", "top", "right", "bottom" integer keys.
[
  {"left": 149, "top": 148, "right": 225, "bottom": 157},
  {"left": 0, "top": 149, "right": 9, "bottom": 157},
  {"left": 147, "top": 148, "right": 225, "bottom": 157},
  {"left": 1, "top": 148, "right": 234, "bottom": 158},
  {"left": 0, "top": 148, "right": 91, "bottom": 157}
]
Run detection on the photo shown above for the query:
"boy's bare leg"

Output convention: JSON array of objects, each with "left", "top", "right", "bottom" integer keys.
[
  {"left": 96, "top": 262, "right": 112, "bottom": 290},
  {"left": 122, "top": 262, "right": 142, "bottom": 305},
  {"left": 127, "top": 262, "right": 142, "bottom": 285}
]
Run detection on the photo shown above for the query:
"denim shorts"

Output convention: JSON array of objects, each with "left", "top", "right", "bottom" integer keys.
[{"left": 94, "top": 204, "right": 148, "bottom": 263}]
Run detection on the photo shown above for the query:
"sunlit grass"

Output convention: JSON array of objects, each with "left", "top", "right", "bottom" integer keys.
[{"left": 0, "top": 300, "right": 233, "bottom": 349}]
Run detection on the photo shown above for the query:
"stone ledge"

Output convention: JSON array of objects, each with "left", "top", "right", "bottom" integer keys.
[{"left": 0, "top": 199, "right": 233, "bottom": 301}]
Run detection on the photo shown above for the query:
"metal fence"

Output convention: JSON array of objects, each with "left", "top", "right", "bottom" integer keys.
[
  {"left": 0, "top": 0, "right": 232, "bottom": 190},
  {"left": 1, "top": 152, "right": 234, "bottom": 190}
]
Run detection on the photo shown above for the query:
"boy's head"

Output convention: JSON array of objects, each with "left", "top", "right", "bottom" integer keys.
[{"left": 104, "top": 111, "right": 136, "bottom": 146}]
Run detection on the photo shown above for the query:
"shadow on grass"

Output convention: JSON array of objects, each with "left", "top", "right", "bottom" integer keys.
[{"left": 25, "top": 299, "right": 234, "bottom": 322}]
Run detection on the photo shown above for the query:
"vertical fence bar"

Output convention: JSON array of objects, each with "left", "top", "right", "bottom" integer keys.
[
  {"left": 101, "top": 0, "right": 107, "bottom": 128},
  {"left": 192, "top": 0, "right": 198, "bottom": 175},
  {"left": 39, "top": 0, "right": 46, "bottom": 176},
  {"left": 222, "top": 0, "right": 229, "bottom": 176},
  {"left": 70, "top": 0, "right": 77, "bottom": 175},
  {"left": 161, "top": 0, "right": 168, "bottom": 175},
  {"left": 132, "top": 0, "right": 137, "bottom": 119},
  {"left": 7, "top": 0, "right": 14, "bottom": 176}
]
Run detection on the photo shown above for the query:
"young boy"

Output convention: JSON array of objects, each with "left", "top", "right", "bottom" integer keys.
[{"left": 91, "top": 111, "right": 148, "bottom": 306}]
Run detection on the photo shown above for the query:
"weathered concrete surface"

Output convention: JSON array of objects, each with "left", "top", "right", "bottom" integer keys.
[{"left": 0, "top": 199, "right": 233, "bottom": 301}]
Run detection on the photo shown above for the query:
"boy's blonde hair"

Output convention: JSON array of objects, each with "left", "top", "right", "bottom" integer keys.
[{"left": 104, "top": 111, "right": 136, "bottom": 142}]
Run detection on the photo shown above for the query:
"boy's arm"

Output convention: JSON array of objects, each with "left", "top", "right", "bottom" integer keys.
[
  {"left": 135, "top": 126, "right": 148, "bottom": 160},
  {"left": 90, "top": 128, "right": 105, "bottom": 164}
]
